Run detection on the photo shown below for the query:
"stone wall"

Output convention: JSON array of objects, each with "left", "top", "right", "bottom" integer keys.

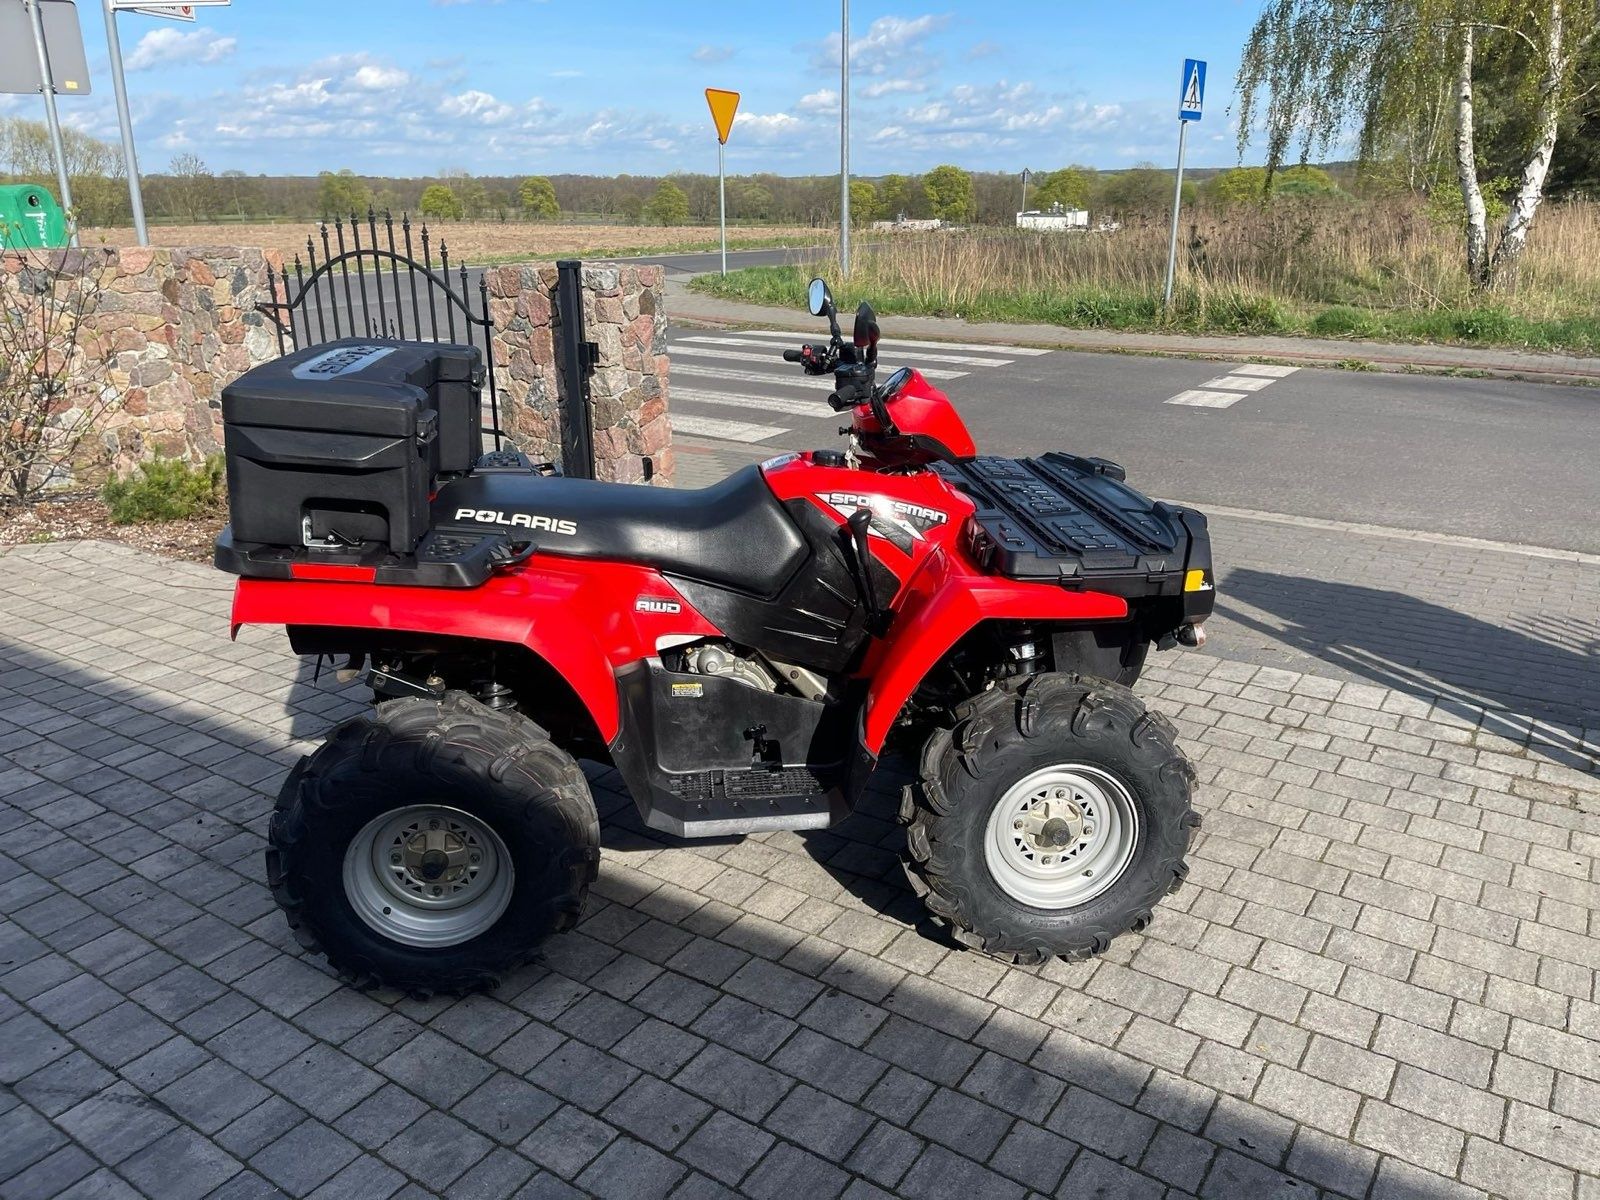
[
  {"left": 1, "top": 246, "right": 671, "bottom": 488},
  {"left": 1, "top": 246, "right": 281, "bottom": 481},
  {"left": 486, "top": 262, "right": 671, "bottom": 484}
]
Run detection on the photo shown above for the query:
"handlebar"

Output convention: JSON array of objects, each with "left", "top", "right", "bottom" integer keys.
[{"left": 782, "top": 349, "right": 804, "bottom": 363}]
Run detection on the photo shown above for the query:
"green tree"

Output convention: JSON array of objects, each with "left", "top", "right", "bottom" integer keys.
[
  {"left": 849, "top": 179, "right": 880, "bottom": 225},
  {"left": 1098, "top": 164, "right": 1173, "bottom": 216},
  {"left": 643, "top": 179, "right": 690, "bottom": 225},
  {"left": 879, "top": 174, "right": 913, "bottom": 219},
  {"left": 318, "top": 169, "right": 371, "bottom": 218},
  {"left": 519, "top": 176, "right": 560, "bottom": 220},
  {"left": 419, "top": 184, "right": 464, "bottom": 220},
  {"left": 1237, "top": 0, "right": 1599, "bottom": 289},
  {"left": 1033, "top": 166, "right": 1096, "bottom": 211},
  {"left": 922, "top": 164, "right": 975, "bottom": 222},
  {"left": 1208, "top": 167, "right": 1272, "bottom": 205}
]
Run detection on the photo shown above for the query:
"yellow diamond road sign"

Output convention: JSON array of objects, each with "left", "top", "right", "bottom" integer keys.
[{"left": 705, "top": 88, "right": 740, "bottom": 145}]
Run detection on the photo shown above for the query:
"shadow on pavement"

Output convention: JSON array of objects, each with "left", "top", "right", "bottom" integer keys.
[
  {"left": 1220, "top": 567, "right": 1600, "bottom": 772},
  {"left": 0, "top": 626, "right": 1360, "bottom": 1200}
]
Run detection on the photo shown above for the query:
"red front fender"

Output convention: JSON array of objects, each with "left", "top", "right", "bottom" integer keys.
[
  {"left": 859, "top": 551, "right": 1128, "bottom": 753},
  {"left": 231, "top": 560, "right": 720, "bottom": 742}
]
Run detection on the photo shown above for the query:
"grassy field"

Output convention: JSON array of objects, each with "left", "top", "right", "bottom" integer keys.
[
  {"left": 690, "top": 200, "right": 1600, "bottom": 354},
  {"left": 79, "top": 221, "right": 825, "bottom": 265}
]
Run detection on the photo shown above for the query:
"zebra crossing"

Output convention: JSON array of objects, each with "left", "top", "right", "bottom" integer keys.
[
  {"left": 1166, "top": 362, "right": 1301, "bottom": 408},
  {"left": 665, "top": 330, "right": 1041, "bottom": 450}
]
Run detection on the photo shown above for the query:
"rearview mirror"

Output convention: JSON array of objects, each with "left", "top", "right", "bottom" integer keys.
[
  {"left": 852, "top": 301, "right": 880, "bottom": 361},
  {"left": 807, "top": 277, "right": 833, "bottom": 317}
]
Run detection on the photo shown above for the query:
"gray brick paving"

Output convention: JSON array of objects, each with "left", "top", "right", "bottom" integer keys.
[{"left": 0, "top": 537, "right": 1597, "bottom": 1198}]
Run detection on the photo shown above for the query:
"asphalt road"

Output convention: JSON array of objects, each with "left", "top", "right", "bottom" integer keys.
[{"left": 663, "top": 323, "right": 1600, "bottom": 554}]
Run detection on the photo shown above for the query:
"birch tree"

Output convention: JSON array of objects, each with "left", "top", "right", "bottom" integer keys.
[{"left": 1236, "top": 0, "right": 1599, "bottom": 290}]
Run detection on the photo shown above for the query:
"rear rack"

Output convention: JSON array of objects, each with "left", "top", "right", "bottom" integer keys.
[{"left": 931, "top": 452, "right": 1208, "bottom": 598}]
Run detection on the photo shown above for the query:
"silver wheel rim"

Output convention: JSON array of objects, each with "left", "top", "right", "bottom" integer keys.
[
  {"left": 342, "top": 805, "right": 514, "bottom": 948},
  {"left": 983, "top": 764, "right": 1140, "bottom": 909}
]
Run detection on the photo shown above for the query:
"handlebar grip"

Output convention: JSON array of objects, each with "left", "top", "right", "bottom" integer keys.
[
  {"left": 782, "top": 349, "right": 804, "bottom": 363},
  {"left": 827, "top": 392, "right": 852, "bottom": 412}
]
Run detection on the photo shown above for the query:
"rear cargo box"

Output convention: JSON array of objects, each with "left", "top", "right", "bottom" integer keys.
[{"left": 222, "top": 340, "right": 483, "bottom": 555}]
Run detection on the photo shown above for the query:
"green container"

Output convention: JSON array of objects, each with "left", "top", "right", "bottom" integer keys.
[{"left": 0, "top": 184, "right": 69, "bottom": 250}]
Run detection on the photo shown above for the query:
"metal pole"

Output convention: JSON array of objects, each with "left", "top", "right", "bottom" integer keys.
[
  {"left": 1020, "top": 169, "right": 1029, "bottom": 217},
  {"left": 1163, "top": 119, "right": 1189, "bottom": 308},
  {"left": 102, "top": 0, "right": 149, "bottom": 246},
  {"left": 839, "top": 0, "right": 850, "bottom": 275},
  {"left": 25, "top": 0, "right": 78, "bottom": 246},
  {"left": 718, "top": 141, "right": 726, "bottom": 276}
]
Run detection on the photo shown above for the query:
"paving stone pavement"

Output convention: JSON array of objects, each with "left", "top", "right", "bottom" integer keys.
[{"left": 1, "top": 539, "right": 1598, "bottom": 1200}]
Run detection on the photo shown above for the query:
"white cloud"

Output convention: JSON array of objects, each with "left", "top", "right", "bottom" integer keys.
[
  {"left": 352, "top": 64, "right": 410, "bottom": 91},
  {"left": 125, "top": 28, "right": 236, "bottom": 72},
  {"left": 812, "top": 14, "right": 950, "bottom": 76},
  {"left": 692, "top": 45, "right": 735, "bottom": 64},
  {"left": 440, "top": 90, "right": 516, "bottom": 124},
  {"left": 733, "top": 112, "right": 804, "bottom": 144},
  {"left": 797, "top": 88, "right": 838, "bottom": 113}
]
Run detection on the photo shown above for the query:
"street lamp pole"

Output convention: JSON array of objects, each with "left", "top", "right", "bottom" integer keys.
[
  {"left": 840, "top": 0, "right": 850, "bottom": 276},
  {"left": 102, "top": 0, "right": 150, "bottom": 246}
]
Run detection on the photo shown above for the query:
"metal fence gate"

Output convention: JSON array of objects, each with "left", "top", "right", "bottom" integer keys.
[{"left": 256, "top": 209, "right": 504, "bottom": 442}]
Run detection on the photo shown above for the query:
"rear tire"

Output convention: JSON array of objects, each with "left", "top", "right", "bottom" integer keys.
[
  {"left": 267, "top": 693, "right": 599, "bottom": 995},
  {"left": 899, "top": 673, "right": 1199, "bottom": 965}
]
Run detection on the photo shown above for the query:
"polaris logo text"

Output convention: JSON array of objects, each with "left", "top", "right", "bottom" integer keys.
[{"left": 454, "top": 509, "right": 578, "bottom": 536}]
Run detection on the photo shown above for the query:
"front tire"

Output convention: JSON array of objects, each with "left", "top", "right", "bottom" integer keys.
[
  {"left": 900, "top": 673, "right": 1199, "bottom": 965},
  {"left": 267, "top": 693, "right": 599, "bottom": 995}
]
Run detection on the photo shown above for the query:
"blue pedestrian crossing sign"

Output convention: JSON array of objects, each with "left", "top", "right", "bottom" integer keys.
[{"left": 1179, "top": 58, "right": 1206, "bottom": 121}]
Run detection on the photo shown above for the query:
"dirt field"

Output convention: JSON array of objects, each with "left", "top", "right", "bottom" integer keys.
[{"left": 79, "top": 221, "right": 823, "bottom": 264}]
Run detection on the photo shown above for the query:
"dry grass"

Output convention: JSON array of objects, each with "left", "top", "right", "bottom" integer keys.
[
  {"left": 78, "top": 221, "right": 823, "bottom": 265},
  {"left": 697, "top": 198, "right": 1600, "bottom": 351}
]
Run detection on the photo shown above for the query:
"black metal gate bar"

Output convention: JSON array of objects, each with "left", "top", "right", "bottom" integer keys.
[
  {"left": 555, "top": 258, "right": 597, "bottom": 481},
  {"left": 256, "top": 208, "right": 504, "bottom": 450}
]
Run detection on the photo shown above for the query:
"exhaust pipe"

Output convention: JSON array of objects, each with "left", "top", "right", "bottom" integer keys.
[{"left": 1177, "top": 623, "right": 1207, "bottom": 649}]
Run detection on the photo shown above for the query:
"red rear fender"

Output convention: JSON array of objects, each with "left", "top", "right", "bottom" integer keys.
[{"left": 231, "top": 560, "right": 721, "bottom": 741}]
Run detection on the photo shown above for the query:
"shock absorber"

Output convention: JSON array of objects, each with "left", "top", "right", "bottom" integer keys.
[{"left": 477, "top": 681, "right": 516, "bottom": 711}]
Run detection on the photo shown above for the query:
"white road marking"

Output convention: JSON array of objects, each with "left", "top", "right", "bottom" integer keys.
[
  {"left": 1199, "top": 503, "right": 1600, "bottom": 566},
  {"left": 1167, "top": 389, "right": 1246, "bottom": 408},
  {"left": 1229, "top": 364, "right": 1301, "bottom": 378},
  {"left": 670, "top": 344, "right": 969, "bottom": 380},
  {"left": 672, "top": 387, "right": 832, "bottom": 419},
  {"left": 743, "top": 329, "right": 1053, "bottom": 355},
  {"left": 669, "top": 413, "right": 790, "bottom": 443},
  {"left": 1200, "top": 374, "right": 1276, "bottom": 392},
  {"left": 673, "top": 363, "right": 842, "bottom": 390},
  {"left": 678, "top": 335, "right": 1013, "bottom": 367}
]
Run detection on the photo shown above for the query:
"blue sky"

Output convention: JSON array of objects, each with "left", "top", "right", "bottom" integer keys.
[{"left": 4, "top": 1, "right": 1268, "bottom": 176}]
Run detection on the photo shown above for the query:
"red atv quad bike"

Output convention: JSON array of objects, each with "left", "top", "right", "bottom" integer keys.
[{"left": 215, "top": 278, "right": 1214, "bottom": 993}]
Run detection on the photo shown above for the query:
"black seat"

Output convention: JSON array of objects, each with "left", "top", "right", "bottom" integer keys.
[{"left": 432, "top": 465, "right": 809, "bottom": 598}]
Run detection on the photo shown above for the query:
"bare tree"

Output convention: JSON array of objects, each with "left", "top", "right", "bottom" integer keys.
[{"left": 0, "top": 243, "right": 119, "bottom": 502}]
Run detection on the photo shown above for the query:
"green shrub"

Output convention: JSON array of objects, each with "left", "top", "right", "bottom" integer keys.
[
  {"left": 1309, "top": 306, "right": 1382, "bottom": 337},
  {"left": 102, "top": 455, "right": 225, "bottom": 524}
]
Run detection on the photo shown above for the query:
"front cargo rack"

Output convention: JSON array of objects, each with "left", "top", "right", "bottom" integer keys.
[{"left": 930, "top": 452, "right": 1211, "bottom": 599}]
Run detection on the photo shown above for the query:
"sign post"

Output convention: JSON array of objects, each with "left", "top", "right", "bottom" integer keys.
[
  {"left": 103, "top": 2, "right": 230, "bottom": 246},
  {"left": 1164, "top": 57, "right": 1206, "bottom": 308},
  {"left": 24, "top": 1, "right": 78, "bottom": 245},
  {"left": 704, "top": 88, "right": 739, "bottom": 277}
]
